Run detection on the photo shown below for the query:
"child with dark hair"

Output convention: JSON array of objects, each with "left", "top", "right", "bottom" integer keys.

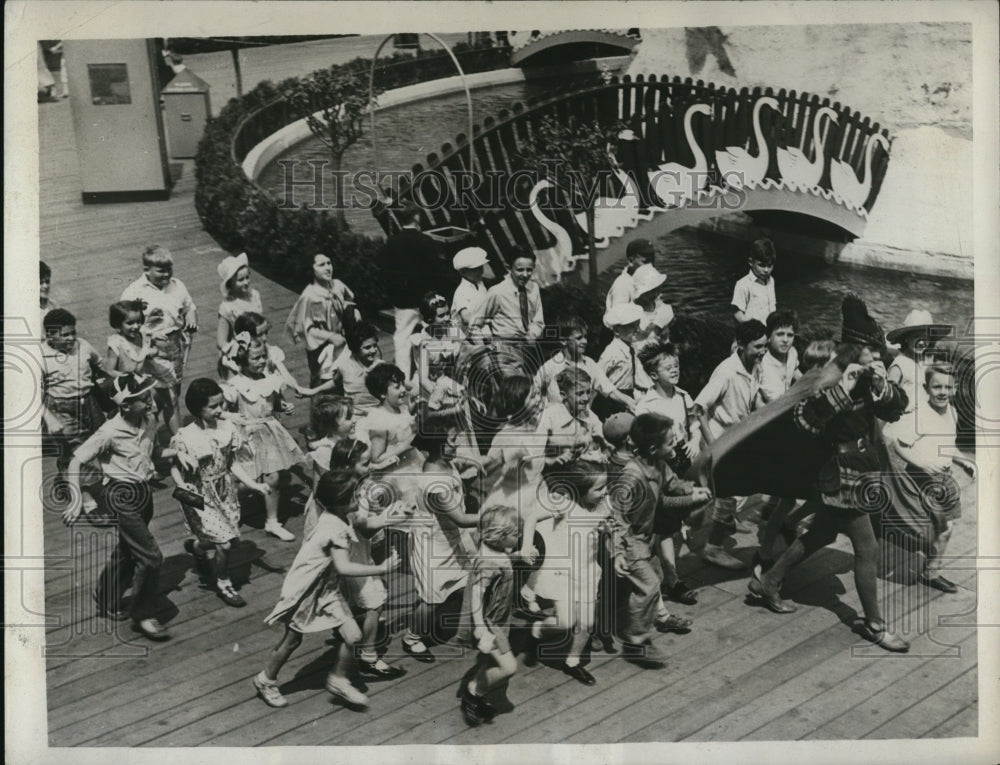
[
  {"left": 608, "top": 413, "right": 711, "bottom": 667},
  {"left": 107, "top": 299, "right": 181, "bottom": 434},
  {"left": 256, "top": 471, "right": 402, "bottom": 709},
  {"left": 354, "top": 363, "right": 421, "bottom": 472},
  {"left": 170, "top": 378, "right": 271, "bottom": 607},
  {"left": 759, "top": 309, "right": 801, "bottom": 405},
  {"left": 41, "top": 308, "right": 111, "bottom": 505},
  {"left": 732, "top": 238, "right": 777, "bottom": 324},
  {"left": 475, "top": 246, "right": 544, "bottom": 373},
  {"left": 329, "top": 321, "right": 384, "bottom": 417},
  {"left": 40, "top": 260, "right": 58, "bottom": 317},
  {"left": 456, "top": 504, "right": 521, "bottom": 726},
  {"left": 694, "top": 319, "right": 768, "bottom": 570}
]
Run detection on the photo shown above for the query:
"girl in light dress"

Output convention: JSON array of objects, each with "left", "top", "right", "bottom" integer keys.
[
  {"left": 254, "top": 471, "right": 402, "bottom": 710},
  {"left": 324, "top": 439, "right": 413, "bottom": 679},
  {"left": 478, "top": 376, "right": 548, "bottom": 616},
  {"left": 215, "top": 252, "right": 263, "bottom": 366},
  {"left": 284, "top": 253, "right": 359, "bottom": 386},
  {"left": 170, "top": 378, "right": 272, "bottom": 607},
  {"left": 527, "top": 459, "right": 609, "bottom": 686},
  {"left": 222, "top": 338, "right": 310, "bottom": 542},
  {"left": 106, "top": 299, "right": 181, "bottom": 435},
  {"left": 324, "top": 321, "right": 385, "bottom": 420},
  {"left": 302, "top": 395, "right": 357, "bottom": 536},
  {"left": 399, "top": 414, "right": 481, "bottom": 662},
  {"left": 353, "top": 363, "right": 423, "bottom": 475}
]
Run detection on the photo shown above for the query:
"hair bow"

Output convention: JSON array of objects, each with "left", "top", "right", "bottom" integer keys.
[{"left": 221, "top": 332, "right": 253, "bottom": 373}]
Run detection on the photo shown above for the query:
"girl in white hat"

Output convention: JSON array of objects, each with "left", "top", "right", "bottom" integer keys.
[{"left": 216, "top": 253, "right": 263, "bottom": 355}]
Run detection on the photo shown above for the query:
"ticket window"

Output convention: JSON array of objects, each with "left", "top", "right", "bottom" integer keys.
[{"left": 63, "top": 39, "right": 171, "bottom": 202}]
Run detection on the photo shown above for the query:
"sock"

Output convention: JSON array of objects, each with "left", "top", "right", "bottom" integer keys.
[
  {"left": 467, "top": 680, "right": 482, "bottom": 697},
  {"left": 359, "top": 649, "right": 378, "bottom": 663},
  {"left": 565, "top": 655, "right": 580, "bottom": 668}
]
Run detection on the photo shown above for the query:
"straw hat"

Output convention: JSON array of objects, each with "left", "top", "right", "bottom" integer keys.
[
  {"left": 886, "top": 308, "right": 954, "bottom": 344},
  {"left": 217, "top": 252, "right": 249, "bottom": 296},
  {"left": 110, "top": 373, "right": 157, "bottom": 406},
  {"left": 604, "top": 302, "right": 643, "bottom": 328}
]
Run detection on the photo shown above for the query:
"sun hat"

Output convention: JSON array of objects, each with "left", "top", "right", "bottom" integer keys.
[
  {"left": 453, "top": 247, "right": 489, "bottom": 271},
  {"left": 217, "top": 252, "right": 250, "bottom": 296},
  {"left": 631, "top": 263, "right": 667, "bottom": 297},
  {"left": 604, "top": 303, "right": 643, "bottom": 328},
  {"left": 886, "top": 308, "right": 954, "bottom": 344},
  {"left": 603, "top": 412, "right": 635, "bottom": 445},
  {"left": 110, "top": 373, "right": 156, "bottom": 406}
]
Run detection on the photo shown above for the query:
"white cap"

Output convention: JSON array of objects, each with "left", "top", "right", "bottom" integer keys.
[
  {"left": 453, "top": 247, "right": 489, "bottom": 271},
  {"left": 631, "top": 263, "right": 666, "bottom": 296},
  {"left": 604, "top": 302, "right": 643, "bottom": 328}
]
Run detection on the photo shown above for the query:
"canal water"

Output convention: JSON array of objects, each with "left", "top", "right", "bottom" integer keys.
[{"left": 258, "top": 77, "right": 974, "bottom": 338}]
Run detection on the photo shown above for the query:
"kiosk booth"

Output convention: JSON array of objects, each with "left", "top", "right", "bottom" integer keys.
[{"left": 62, "top": 39, "right": 172, "bottom": 203}]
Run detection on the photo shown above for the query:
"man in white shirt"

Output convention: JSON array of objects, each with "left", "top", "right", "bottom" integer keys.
[{"left": 450, "top": 246, "right": 490, "bottom": 341}]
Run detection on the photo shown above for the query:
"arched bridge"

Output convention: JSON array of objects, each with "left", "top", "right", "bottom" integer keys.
[
  {"left": 372, "top": 74, "right": 892, "bottom": 285},
  {"left": 509, "top": 28, "right": 642, "bottom": 67}
]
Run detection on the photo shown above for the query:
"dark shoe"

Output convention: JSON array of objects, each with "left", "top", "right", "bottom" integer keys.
[
  {"left": 857, "top": 621, "right": 909, "bottom": 653},
  {"left": 460, "top": 685, "right": 486, "bottom": 727},
  {"left": 667, "top": 581, "right": 698, "bottom": 605},
  {"left": 561, "top": 662, "right": 596, "bottom": 686},
  {"left": 358, "top": 659, "right": 407, "bottom": 679},
  {"left": 401, "top": 639, "right": 435, "bottom": 663},
  {"left": 919, "top": 572, "right": 958, "bottom": 594},
  {"left": 217, "top": 582, "right": 247, "bottom": 608},
  {"left": 655, "top": 614, "right": 693, "bottom": 633},
  {"left": 133, "top": 618, "right": 171, "bottom": 641},
  {"left": 747, "top": 578, "right": 797, "bottom": 614},
  {"left": 91, "top": 590, "right": 128, "bottom": 621},
  {"left": 751, "top": 551, "right": 773, "bottom": 582},
  {"left": 621, "top": 641, "right": 665, "bottom": 669}
]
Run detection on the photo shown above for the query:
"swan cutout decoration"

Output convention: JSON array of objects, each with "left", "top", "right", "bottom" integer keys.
[
  {"left": 830, "top": 132, "right": 889, "bottom": 216},
  {"left": 776, "top": 106, "right": 838, "bottom": 193},
  {"left": 528, "top": 179, "right": 580, "bottom": 277},
  {"left": 715, "top": 96, "right": 781, "bottom": 191},
  {"left": 573, "top": 157, "right": 636, "bottom": 241},
  {"left": 648, "top": 103, "right": 713, "bottom": 207}
]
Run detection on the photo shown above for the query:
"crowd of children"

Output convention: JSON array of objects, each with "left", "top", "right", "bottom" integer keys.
[{"left": 43, "top": 232, "right": 973, "bottom": 724}]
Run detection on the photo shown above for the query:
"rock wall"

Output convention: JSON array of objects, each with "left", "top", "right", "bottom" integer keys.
[{"left": 628, "top": 23, "right": 973, "bottom": 278}]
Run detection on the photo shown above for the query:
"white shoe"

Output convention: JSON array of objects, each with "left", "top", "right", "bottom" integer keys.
[
  {"left": 325, "top": 674, "right": 368, "bottom": 707},
  {"left": 265, "top": 521, "right": 295, "bottom": 542}
]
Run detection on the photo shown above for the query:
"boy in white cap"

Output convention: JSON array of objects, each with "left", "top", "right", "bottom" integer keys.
[{"left": 451, "top": 246, "right": 490, "bottom": 340}]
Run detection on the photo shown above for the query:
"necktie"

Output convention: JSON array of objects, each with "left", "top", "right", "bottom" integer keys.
[
  {"left": 629, "top": 345, "right": 636, "bottom": 386},
  {"left": 518, "top": 286, "right": 530, "bottom": 332}
]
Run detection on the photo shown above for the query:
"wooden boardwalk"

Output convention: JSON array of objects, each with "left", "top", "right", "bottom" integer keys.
[{"left": 38, "top": 68, "right": 979, "bottom": 747}]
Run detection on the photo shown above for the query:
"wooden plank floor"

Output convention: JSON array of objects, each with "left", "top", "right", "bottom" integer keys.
[{"left": 38, "top": 55, "right": 980, "bottom": 746}]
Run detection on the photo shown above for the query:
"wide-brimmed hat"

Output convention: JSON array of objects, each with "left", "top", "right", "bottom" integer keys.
[
  {"left": 886, "top": 308, "right": 954, "bottom": 344},
  {"left": 631, "top": 263, "right": 667, "bottom": 297},
  {"left": 604, "top": 302, "right": 643, "bottom": 328},
  {"left": 840, "top": 294, "right": 886, "bottom": 351},
  {"left": 110, "top": 373, "right": 157, "bottom": 406},
  {"left": 218, "top": 252, "right": 249, "bottom": 296}
]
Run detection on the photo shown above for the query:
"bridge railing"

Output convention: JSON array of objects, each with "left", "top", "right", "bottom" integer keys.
[{"left": 376, "top": 74, "right": 892, "bottom": 269}]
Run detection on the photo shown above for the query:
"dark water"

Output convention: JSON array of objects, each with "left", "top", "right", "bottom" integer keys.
[
  {"left": 259, "top": 77, "right": 973, "bottom": 339},
  {"left": 258, "top": 77, "right": 596, "bottom": 238},
  {"left": 634, "top": 227, "right": 973, "bottom": 342}
]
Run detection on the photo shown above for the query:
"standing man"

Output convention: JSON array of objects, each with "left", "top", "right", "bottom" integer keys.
[{"left": 376, "top": 203, "right": 452, "bottom": 378}]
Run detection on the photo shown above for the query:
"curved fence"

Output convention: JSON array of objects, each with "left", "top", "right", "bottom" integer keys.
[{"left": 373, "top": 74, "right": 893, "bottom": 270}]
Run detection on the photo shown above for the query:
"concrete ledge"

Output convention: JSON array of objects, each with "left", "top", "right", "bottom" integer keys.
[{"left": 241, "top": 56, "right": 630, "bottom": 181}]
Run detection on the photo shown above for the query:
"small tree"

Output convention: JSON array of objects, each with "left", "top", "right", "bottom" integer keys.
[
  {"left": 516, "top": 114, "right": 621, "bottom": 293},
  {"left": 286, "top": 67, "right": 381, "bottom": 231}
]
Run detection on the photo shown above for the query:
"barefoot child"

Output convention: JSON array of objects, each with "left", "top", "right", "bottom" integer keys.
[
  {"left": 170, "top": 378, "right": 272, "bottom": 607},
  {"left": 457, "top": 504, "right": 521, "bottom": 726},
  {"left": 255, "top": 471, "right": 402, "bottom": 709}
]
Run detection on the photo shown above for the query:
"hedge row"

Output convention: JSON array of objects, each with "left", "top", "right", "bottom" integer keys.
[{"left": 194, "top": 42, "right": 512, "bottom": 317}]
